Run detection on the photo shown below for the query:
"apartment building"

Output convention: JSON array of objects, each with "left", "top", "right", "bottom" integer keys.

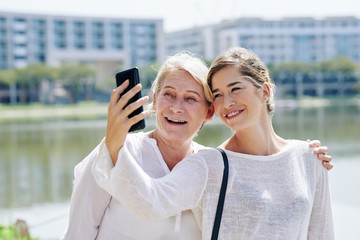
[
  {"left": 167, "top": 16, "right": 360, "bottom": 64},
  {"left": 167, "top": 16, "right": 360, "bottom": 96},
  {"left": 0, "top": 11, "right": 165, "bottom": 81}
]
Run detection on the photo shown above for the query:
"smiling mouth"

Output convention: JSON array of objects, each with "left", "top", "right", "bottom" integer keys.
[
  {"left": 166, "top": 117, "right": 187, "bottom": 124},
  {"left": 224, "top": 110, "right": 243, "bottom": 118}
]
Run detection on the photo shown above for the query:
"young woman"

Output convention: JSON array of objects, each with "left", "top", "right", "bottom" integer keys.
[{"left": 93, "top": 47, "right": 334, "bottom": 239}]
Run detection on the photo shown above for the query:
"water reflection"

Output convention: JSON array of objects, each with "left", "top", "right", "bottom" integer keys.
[
  {"left": 273, "top": 105, "right": 360, "bottom": 157},
  {"left": 0, "top": 105, "right": 359, "bottom": 208},
  {"left": 0, "top": 120, "right": 107, "bottom": 208}
]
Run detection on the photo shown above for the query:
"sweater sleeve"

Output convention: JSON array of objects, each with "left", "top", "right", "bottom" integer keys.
[
  {"left": 62, "top": 139, "right": 112, "bottom": 240},
  {"left": 307, "top": 161, "right": 335, "bottom": 240},
  {"left": 92, "top": 141, "right": 208, "bottom": 221}
]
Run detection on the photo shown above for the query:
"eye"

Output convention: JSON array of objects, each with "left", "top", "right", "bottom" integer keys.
[
  {"left": 213, "top": 93, "right": 222, "bottom": 99},
  {"left": 186, "top": 97, "right": 197, "bottom": 102},
  {"left": 231, "top": 87, "right": 242, "bottom": 92},
  {"left": 163, "top": 92, "right": 174, "bottom": 97}
]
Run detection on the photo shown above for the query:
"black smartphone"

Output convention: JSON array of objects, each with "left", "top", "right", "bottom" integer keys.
[{"left": 115, "top": 67, "right": 146, "bottom": 132}]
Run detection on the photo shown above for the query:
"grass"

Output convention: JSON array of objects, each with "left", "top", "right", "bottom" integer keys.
[{"left": 0, "top": 101, "right": 108, "bottom": 123}]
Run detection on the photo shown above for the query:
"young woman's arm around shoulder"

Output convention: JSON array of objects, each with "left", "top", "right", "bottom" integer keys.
[{"left": 306, "top": 145, "right": 335, "bottom": 239}]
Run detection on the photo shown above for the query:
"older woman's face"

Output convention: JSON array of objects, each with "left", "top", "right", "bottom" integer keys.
[{"left": 153, "top": 70, "right": 212, "bottom": 143}]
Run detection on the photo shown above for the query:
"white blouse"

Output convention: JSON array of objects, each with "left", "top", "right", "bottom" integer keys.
[
  {"left": 93, "top": 139, "right": 334, "bottom": 240},
  {"left": 62, "top": 132, "right": 203, "bottom": 240}
]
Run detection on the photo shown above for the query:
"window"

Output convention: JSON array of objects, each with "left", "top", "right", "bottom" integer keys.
[
  {"left": 13, "top": 18, "right": 26, "bottom": 23},
  {"left": 32, "top": 19, "right": 45, "bottom": 28},
  {"left": 54, "top": 20, "right": 66, "bottom": 28}
]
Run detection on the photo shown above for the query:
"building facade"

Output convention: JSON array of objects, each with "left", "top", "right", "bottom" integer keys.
[
  {"left": 0, "top": 11, "right": 165, "bottom": 81},
  {"left": 167, "top": 16, "right": 360, "bottom": 64},
  {"left": 167, "top": 16, "right": 360, "bottom": 96}
]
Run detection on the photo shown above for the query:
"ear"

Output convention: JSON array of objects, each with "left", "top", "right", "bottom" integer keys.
[
  {"left": 261, "top": 82, "right": 271, "bottom": 101},
  {"left": 152, "top": 92, "right": 157, "bottom": 111},
  {"left": 205, "top": 104, "right": 215, "bottom": 121}
]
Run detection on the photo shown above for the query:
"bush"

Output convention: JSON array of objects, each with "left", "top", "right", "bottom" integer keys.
[{"left": 0, "top": 223, "right": 39, "bottom": 240}]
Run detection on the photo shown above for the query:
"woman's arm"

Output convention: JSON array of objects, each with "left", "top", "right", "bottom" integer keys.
[
  {"left": 92, "top": 141, "right": 208, "bottom": 221},
  {"left": 307, "top": 158, "right": 335, "bottom": 239},
  {"left": 62, "top": 143, "right": 112, "bottom": 240},
  {"left": 105, "top": 80, "right": 149, "bottom": 165}
]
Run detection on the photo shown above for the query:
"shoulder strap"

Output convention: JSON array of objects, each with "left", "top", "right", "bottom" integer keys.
[{"left": 211, "top": 148, "right": 229, "bottom": 240}]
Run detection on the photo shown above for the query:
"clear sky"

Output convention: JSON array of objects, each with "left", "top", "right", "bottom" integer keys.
[{"left": 1, "top": 0, "right": 359, "bottom": 31}]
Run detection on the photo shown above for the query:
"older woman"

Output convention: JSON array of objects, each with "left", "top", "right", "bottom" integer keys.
[
  {"left": 63, "top": 53, "right": 214, "bottom": 239},
  {"left": 93, "top": 47, "right": 334, "bottom": 239}
]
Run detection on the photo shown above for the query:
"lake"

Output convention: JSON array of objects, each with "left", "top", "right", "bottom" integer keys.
[{"left": 0, "top": 103, "right": 359, "bottom": 239}]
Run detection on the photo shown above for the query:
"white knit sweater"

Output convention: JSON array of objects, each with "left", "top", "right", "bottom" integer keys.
[
  {"left": 93, "top": 139, "right": 334, "bottom": 240},
  {"left": 63, "top": 132, "right": 203, "bottom": 240}
]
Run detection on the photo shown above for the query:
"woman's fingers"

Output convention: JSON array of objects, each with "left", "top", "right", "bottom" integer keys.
[
  {"left": 316, "top": 153, "right": 332, "bottom": 162},
  {"left": 313, "top": 146, "right": 329, "bottom": 156},
  {"left": 322, "top": 161, "right": 334, "bottom": 171},
  {"left": 317, "top": 152, "right": 333, "bottom": 171},
  {"left": 114, "top": 83, "right": 142, "bottom": 111},
  {"left": 307, "top": 139, "right": 321, "bottom": 148},
  {"left": 308, "top": 140, "right": 333, "bottom": 171},
  {"left": 108, "top": 82, "right": 149, "bottom": 130},
  {"left": 128, "top": 108, "right": 150, "bottom": 126},
  {"left": 123, "top": 95, "right": 149, "bottom": 117},
  {"left": 109, "top": 80, "right": 130, "bottom": 109}
]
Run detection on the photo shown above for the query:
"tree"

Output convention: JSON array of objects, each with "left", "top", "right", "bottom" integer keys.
[
  {"left": 315, "top": 56, "right": 359, "bottom": 75},
  {"left": 15, "top": 63, "right": 58, "bottom": 103},
  {"left": 269, "top": 61, "right": 313, "bottom": 79},
  {"left": 0, "top": 69, "right": 17, "bottom": 86},
  {"left": 59, "top": 63, "right": 96, "bottom": 103},
  {"left": 0, "top": 70, "right": 17, "bottom": 104}
]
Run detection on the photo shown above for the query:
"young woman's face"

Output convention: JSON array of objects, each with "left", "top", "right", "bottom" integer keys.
[
  {"left": 211, "top": 66, "right": 267, "bottom": 131},
  {"left": 153, "top": 70, "right": 213, "bottom": 143}
]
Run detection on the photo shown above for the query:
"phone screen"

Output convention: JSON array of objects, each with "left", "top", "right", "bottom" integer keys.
[{"left": 115, "top": 67, "right": 145, "bottom": 132}]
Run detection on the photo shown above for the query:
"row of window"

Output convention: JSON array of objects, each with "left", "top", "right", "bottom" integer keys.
[
  {"left": 238, "top": 34, "right": 360, "bottom": 40},
  {"left": 54, "top": 41, "right": 124, "bottom": 50},
  {"left": 232, "top": 20, "right": 360, "bottom": 29},
  {"left": 281, "top": 88, "right": 355, "bottom": 97},
  {"left": 1, "top": 17, "right": 154, "bottom": 36},
  {"left": 0, "top": 54, "right": 46, "bottom": 61}
]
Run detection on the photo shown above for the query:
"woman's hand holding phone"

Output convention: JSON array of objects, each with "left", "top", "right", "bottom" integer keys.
[{"left": 105, "top": 80, "right": 149, "bottom": 166}]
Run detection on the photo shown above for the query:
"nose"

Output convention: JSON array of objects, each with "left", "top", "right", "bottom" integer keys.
[
  {"left": 170, "top": 98, "right": 185, "bottom": 113},
  {"left": 223, "top": 94, "right": 234, "bottom": 109}
]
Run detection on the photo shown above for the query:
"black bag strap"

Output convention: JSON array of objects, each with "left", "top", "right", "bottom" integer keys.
[{"left": 211, "top": 148, "right": 229, "bottom": 240}]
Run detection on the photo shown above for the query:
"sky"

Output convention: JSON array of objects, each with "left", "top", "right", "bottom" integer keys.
[{"left": 0, "top": 0, "right": 359, "bottom": 32}]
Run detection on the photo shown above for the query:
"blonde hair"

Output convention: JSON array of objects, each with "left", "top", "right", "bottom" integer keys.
[
  {"left": 151, "top": 52, "right": 212, "bottom": 105},
  {"left": 207, "top": 47, "right": 276, "bottom": 114}
]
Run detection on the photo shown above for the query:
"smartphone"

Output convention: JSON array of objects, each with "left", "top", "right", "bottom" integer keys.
[{"left": 115, "top": 67, "right": 146, "bottom": 132}]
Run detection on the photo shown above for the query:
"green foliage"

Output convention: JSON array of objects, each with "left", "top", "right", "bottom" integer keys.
[
  {"left": 0, "top": 224, "right": 14, "bottom": 240},
  {"left": 1, "top": 55, "right": 359, "bottom": 104},
  {"left": 59, "top": 63, "right": 96, "bottom": 83},
  {"left": 0, "top": 70, "right": 17, "bottom": 86},
  {"left": 15, "top": 63, "right": 58, "bottom": 88},
  {"left": 269, "top": 61, "right": 313, "bottom": 79},
  {"left": 59, "top": 63, "right": 97, "bottom": 102},
  {"left": 0, "top": 224, "right": 39, "bottom": 240},
  {"left": 268, "top": 57, "right": 360, "bottom": 89},
  {"left": 315, "top": 56, "right": 360, "bottom": 75}
]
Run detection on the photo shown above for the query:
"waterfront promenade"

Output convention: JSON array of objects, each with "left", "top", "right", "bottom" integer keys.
[{"left": 1, "top": 98, "right": 359, "bottom": 122}]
